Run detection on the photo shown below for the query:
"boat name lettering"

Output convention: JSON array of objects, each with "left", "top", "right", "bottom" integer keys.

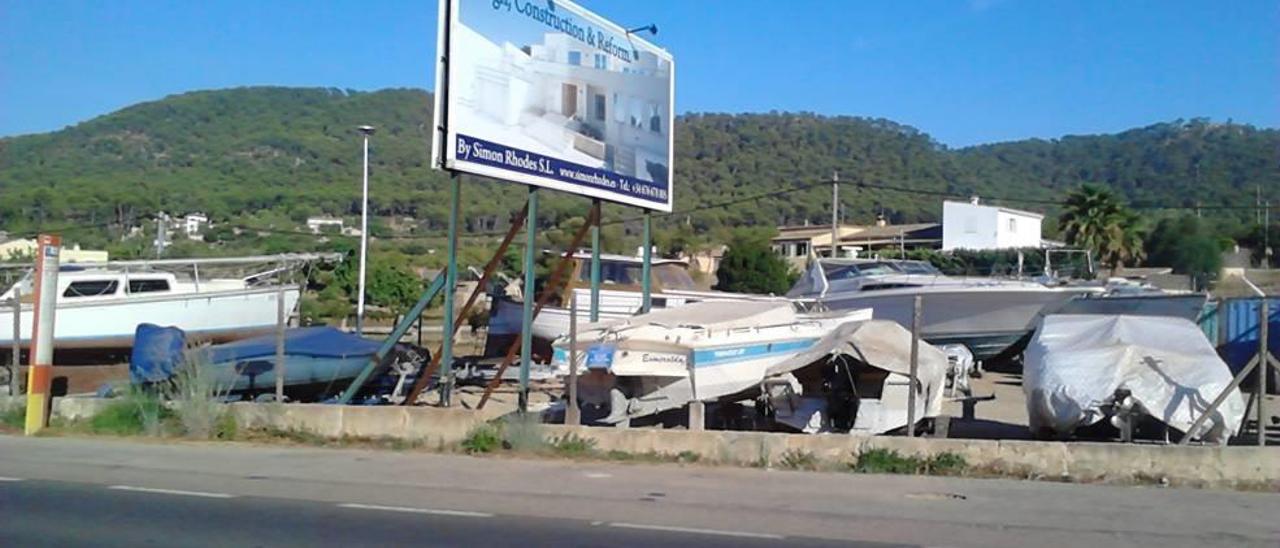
[{"left": 641, "top": 353, "right": 685, "bottom": 364}]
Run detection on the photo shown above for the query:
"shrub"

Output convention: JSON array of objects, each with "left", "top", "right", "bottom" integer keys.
[
  {"left": 926, "top": 452, "right": 968, "bottom": 475},
  {"left": 169, "top": 349, "right": 235, "bottom": 439},
  {"left": 501, "top": 415, "right": 546, "bottom": 452},
  {"left": 548, "top": 432, "right": 597, "bottom": 457},
  {"left": 1, "top": 403, "right": 25, "bottom": 431},
  {"left": 778, "top": 449, "right": 819, "bottom": 470},
  {"left": 851, "top": 448, "right": 925, "bottom": 474},
  {"left": 89, "top": 390, "right": 170, "bottom": 436},
  {"left": 461, "top": 423, "right": 503, "bottom": 454},
  {"left": 851, "top": 449, "right": 968, "bottom": 475}
]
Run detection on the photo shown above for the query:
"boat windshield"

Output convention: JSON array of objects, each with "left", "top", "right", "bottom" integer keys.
[
  {"left": 822, "top": 261, "right": 940, "bottom": 280},
  {"left": 577, "top": 260, "right": 696, "bottom": 290},
  {"left": 897, "top": 261, "right": 941, "bottom": 275},
  {"left": 652, "top": 264, "right": 697, "bottom": 290}
]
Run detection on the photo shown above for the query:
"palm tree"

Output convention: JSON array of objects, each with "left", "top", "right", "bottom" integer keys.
[{"left": 1058, "top": 184, "right": 1144, "bottom": 275}]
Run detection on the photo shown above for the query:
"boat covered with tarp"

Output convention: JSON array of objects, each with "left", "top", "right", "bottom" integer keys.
[
  {"left": 130, "top": 324, "right": 384, "bottom": 400},
  {"left": 1024, "top": 314, "right": 1245, "bottom": 443}
]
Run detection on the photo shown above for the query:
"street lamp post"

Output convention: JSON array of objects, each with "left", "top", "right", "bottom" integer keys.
[{"left": 356, "top": 125, "right": 375, "bottom": 335}]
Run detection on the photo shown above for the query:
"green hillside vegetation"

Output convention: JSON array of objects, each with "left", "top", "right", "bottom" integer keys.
[
  {"left": 1, "top": 87, "right": 1276, "bottom": 301},
  {"left": 4, "top": 87, "right": 1277, "bottom": 238}
]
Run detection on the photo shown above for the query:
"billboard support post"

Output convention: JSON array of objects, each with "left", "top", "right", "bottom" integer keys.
[
  {"left": 440, "top": 173, "right": 462, "bottom": 406},
  {"left": 641, "top": 210, "right": 653, "bottom": 313},
  {"left": 590, "top": 199, "right": 602, "bottom": 323},
  {"left": 25, "top": 234, "right": 60, "bottom": 435},
  {"left": 518, "top": 187, "right": 539, "bottom": 414}
]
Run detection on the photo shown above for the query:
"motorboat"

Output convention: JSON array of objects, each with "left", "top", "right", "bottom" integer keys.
[
  {"left": 1024, "top": 314, "right": 1245, "bottom": 443},
  {"left": 1050, "top": 278, "right": 1208, "bottom": 322},
  {"left": 0, "top": 254, "right": 332, "bottom": 359},
  {"left": 487, "top": 252, "right": 773, "bottom": 357},
  {"left": 130, "top": 324, "right": 415, "bottom": 401},
  {"left": 550, "top": 300, "right": 874, "bottom": 425},
  {"left": 788, "top": 259, "right": 1088, "bottom": 361},
  {"left": 762, "top": 319, "right": 948, "bottom": 435}
]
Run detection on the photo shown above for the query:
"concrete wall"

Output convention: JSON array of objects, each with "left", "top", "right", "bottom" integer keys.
[
  {"left": 227, "top": 403, "right": 505, "bottom": 448},
  {"left": 538, "top": 424, "right": 1278, "bottom": 487},
  {"left": 4, "top": 397, "right": 1275, "bottom": 489}
]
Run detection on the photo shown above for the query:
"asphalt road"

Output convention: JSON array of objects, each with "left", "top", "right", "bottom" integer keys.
[{"left": 0, "top": 436, "right": 1276, "bottom": 547}]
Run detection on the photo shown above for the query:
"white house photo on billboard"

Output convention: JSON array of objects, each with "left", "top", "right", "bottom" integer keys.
[{"left": 433, "top": 0, "right": 675, "bottom": 211}]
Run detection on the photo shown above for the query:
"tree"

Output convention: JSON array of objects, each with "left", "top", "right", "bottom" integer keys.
[
  {"left": 713, "top": 237, "right": 795, "bottom": 295},
  {"left": 1145, "top": 216, "right": 1225, "bottom": 289},
  {"left": 1058, "top": 184, "right": 1144, "bottom": 275}
]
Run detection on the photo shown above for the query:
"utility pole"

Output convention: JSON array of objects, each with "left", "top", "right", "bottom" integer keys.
[
  {"left": 1266, "top": 200, "right": 1272, "bottom": 269},
  {"left": 1257, "top": 185, "right": 1263, "bottom": 227},
  {"left": 355, "top": 125, "right": 375, "bottom": 336},
  {"left": 830, "top": 171, "right": 839, "bottom": 259}
]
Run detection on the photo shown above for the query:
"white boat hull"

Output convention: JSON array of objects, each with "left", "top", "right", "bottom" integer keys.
[
  {"left": 817, "top": 286, "right": 1081, "bottom": 360},
  {"left": 0, "top": 287, "right": 300, "bottom": 350},
  {"left": 487, "top": 287, "right": 773, "bottom": 354}
]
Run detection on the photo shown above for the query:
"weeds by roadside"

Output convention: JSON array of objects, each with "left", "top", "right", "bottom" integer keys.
[
  {"left": 850, "top": 448, "right": 968, "bottom": 476},
  {"left": 547, "top": 432, "right": 596, "bottom": 457},
  {"left": 1, "top": 403, "right": 25, "bottom": 432},
  {"left": 461, "top": 423, "right": 503, "bottom": 454},
  {"left": 778, "top": 449, "right": 820, "bottom": 471}
]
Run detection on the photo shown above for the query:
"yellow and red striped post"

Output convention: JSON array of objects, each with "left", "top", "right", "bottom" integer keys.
[{"left": 24, "top": 234, "right": 61, "bottom": 435}]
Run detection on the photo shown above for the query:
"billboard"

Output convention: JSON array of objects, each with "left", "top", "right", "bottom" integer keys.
[{"left": 432, "top": 0, "right": 674, "bottom": 211}]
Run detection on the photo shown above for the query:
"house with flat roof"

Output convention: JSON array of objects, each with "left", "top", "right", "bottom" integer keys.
[{"left": 771, "top": 218, "right": 942, "bottom": 270}]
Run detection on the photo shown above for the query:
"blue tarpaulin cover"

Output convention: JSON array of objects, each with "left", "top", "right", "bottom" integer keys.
[
  {"left": 203, "top": 327, "right": 380, "bottom": 364},
  {"left": 130, "top": 323, "right": 187, "bottom": 384}
]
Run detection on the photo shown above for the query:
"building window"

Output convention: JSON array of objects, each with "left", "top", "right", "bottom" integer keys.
[
  {"left": 1008, "top": 218, "right": 1017, "bottom": 233},
  {"left": 796, "top": 242, "right": 809, "bottom": 257},
  {"left": 648, "top": 102, "right": 661, "bottom": 133},
  {"left": 128, "top": 279, "right": 171, "bottom": 294},
  {"left": 567, "top": 51, "right": 581, "bottom": 66},
  {"left": 63, "top": 280, "right": 119, "bottom": 298},
  {"left": 593, "top": 53, "right": 607, "bottom": 69},
  {"left": 593, "top": 94, "right": 606, "bottom": 121}
]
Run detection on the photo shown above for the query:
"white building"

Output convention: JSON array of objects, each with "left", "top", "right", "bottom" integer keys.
[
  {"left": 183, "top": 213, "right": 209, "bottom": 240},
  {"left": 942, "top": 197, "right": 1044, "bottom": 251},
  {"left": 306, "top": 217, "right": 345, "bottom": 234}
]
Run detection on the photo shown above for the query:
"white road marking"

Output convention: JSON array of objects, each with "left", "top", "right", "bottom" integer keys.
[
  {"left": 608, "top": 522, "right": 785, "bottom": 539},
  {"left": 337, "top": 503, "right": 494, "bottom": 518},
  {"left": 107, "top": 485, "right": 235, "bottom": 499},
  {"left": 0, "top": 477, "right": 24, "bottom": 482},
  {"left": 583, "top": 472, "right": 612, "bottom": 479}
]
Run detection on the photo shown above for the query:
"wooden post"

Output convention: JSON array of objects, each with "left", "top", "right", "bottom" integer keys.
[
  {"left": 566, "top": 294, "right": 580, "bottom": 426},
  {"left": 10, "top": 288, "right": 20, "bottom": 396},
  {"left": 907, "top": 295, "right": 922, "bottom": 437},
  {"left": 274, "top": 282, "right": 286, "bottom": 402}
]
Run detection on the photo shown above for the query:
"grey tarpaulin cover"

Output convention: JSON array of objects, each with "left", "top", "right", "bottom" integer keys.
[{"left": 1024, "top": 314, "right": 1245, "bottom": 443}]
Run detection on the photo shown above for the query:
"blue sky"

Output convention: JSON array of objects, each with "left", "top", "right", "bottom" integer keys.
[{"left": 1, "top": 0, "right": 1275, "bottom": 146}]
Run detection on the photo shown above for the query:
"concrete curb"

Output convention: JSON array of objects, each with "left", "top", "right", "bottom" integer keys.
[{"left": 6, "top": 397, "right": 1276, "bottom": 489}]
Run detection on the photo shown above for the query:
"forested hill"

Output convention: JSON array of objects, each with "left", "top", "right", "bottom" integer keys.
[{"left": 2, "top": 86, "right": 1276, "bottom": 240}]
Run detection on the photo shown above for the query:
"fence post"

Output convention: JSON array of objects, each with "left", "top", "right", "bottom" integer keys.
[
  {"left": 566, "top": 294, "right": 580, "bottom": 426},
  {"left": 9, "top": 289, "right": 20, "bottom": 396},
  {"left": 907, "top": 295, "right": 922, "bottom": 437},
  {"left": 1259, "top": 298, "right": 1269, "bottom": 446},
  {"left": 274, "top": 282, "right": 286, "bottom": 402}
]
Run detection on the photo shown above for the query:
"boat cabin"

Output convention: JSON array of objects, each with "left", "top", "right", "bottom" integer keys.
[{"left": 1, "top": 268, "right": 182, "bottom": 303}]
